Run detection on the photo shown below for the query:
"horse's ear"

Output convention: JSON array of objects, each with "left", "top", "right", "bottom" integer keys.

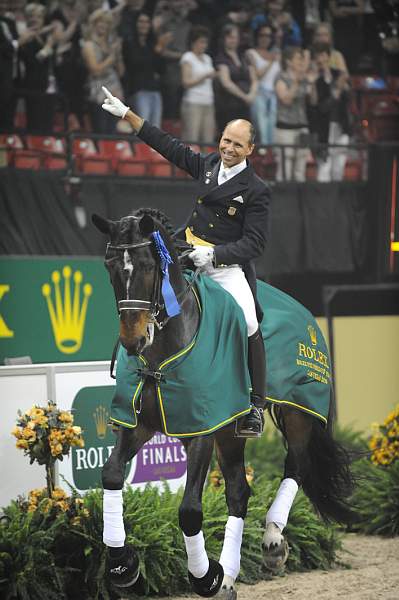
[
  {"left": 139, "top": 214, "right": 155, "bottom": 237},
  {"left": 92, "top": 214, "right": 114, "bottom": 235}
]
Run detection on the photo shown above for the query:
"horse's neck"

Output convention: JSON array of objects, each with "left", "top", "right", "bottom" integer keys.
[{"left": 143, "top": 280, "right": 199, "bottom": 367}]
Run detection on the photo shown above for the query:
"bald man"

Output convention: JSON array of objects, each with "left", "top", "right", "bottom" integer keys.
[{"left": 102, "top": 87, "right": 271, "bottom": 437}]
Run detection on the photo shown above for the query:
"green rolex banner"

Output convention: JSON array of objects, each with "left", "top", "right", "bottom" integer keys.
[{"left": 0, "top": 257, "right": 118, "bottom": 363}]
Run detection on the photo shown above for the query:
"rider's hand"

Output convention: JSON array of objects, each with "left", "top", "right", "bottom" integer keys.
[
  {"left": 102, "top": 86, "right": 129, "bottom": 118},
  {"left": 189, "top": 246, "right": 214, "bottom": 268}
]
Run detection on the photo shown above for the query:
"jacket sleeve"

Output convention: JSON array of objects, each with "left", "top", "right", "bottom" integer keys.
[
  {"left": 137, "top": 120, "right": 203, "bottom": 179},
  {"left": 213, "top": 183, "right": 271, "bottom": 266}
]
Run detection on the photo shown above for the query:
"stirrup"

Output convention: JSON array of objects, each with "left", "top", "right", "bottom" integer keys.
[{"left": 235, "top": 406, "right": 263, "bottom": 438}]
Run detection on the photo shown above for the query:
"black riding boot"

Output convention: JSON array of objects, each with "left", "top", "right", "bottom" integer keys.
[{"left": 238, "top": 327, "right": 266, "bottom": 437}]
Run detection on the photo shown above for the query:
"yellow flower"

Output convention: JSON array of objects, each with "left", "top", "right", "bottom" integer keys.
[
  {"left": 58, "top": 412, "right": 73, "bottom": 423},
  {"left": 56, "top": 500, "right": 69, "bottom": 512},
  {"left": 16, "top": 439, "right": 29, "bottom": 449},
  {"left": 72, "top": 425, "right": 82, "bottom": 435},
  {"left": 50, "top": 442, "right": 63, "bottom": 456},
  {"left": 71, "top": 516, "right": 81, "bottom": 526},
  {"left": 11, "top": 426, "right": 22, "bottom": 439},
  {"left": 22, "top": 427, "right": 36, "bottom": 441},
  {"left": 52, "top": 488, "right": 67, "bottom": 501},
  {"left": 30, "top": 407, "right": 45, "bottom": 419}
]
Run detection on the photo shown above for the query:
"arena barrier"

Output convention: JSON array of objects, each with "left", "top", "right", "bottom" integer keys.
[{"left": 0, "top": 361, "right": 187, "bottom": 509}]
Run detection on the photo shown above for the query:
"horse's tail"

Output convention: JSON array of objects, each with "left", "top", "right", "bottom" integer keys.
[{"left": 301, "top": 386, "right": 357, "bottom": 525}]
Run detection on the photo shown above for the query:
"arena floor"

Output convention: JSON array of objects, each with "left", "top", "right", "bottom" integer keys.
[{"left": 161, "top": 534, "right": 399, "bottom": 600}]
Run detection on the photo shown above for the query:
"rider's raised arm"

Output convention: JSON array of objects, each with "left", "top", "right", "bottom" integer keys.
[{"left": 101, "top": 86, "right": 202, "bottom": 179}]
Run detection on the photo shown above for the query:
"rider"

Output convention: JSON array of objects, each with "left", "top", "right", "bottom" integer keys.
[{"left": 101, "top": 85, "right": 270, "bottom": 437}]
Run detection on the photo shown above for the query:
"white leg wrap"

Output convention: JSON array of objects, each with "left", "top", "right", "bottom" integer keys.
[
  {"left": 219, "top": 516, "right": 244, "bottom": 579},
  {"left": 103, "top": 489, "right": 126, "bottom": 547},
  {"left": 183, "top": 531, "right": 209, "bottom": 578},
  {"left": 266, "top": 478, "right": 299, "bottom": 532}
]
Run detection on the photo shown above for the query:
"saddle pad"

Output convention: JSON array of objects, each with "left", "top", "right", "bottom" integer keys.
[
  {"left": 111, "top": 272, "right": 251, "bottom": 436},
  {"left": 258, "top": 280, "right": 331, "bottom": 425}
]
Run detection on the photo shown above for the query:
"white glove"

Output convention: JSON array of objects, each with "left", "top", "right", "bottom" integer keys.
[
  {"left": 101, "top": 85, "right": 129, "bottom": 118},
  {"left": 189, "top": 246, "right": 214, "bottom": 268}
]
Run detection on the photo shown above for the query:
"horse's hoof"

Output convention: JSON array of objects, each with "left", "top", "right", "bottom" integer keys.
[
  {"left": 216, "top": 574, "right": 237, "bottom": 599},
  {"left": 217, "top": 585, "right": 237, "bottom": 599},
  {"left": 107, "top": 544, "right": 141, "bottom": 588},
  {"left": 188, "top": 558, "right": 224, "bottom": 597},
  {"left": 262, "top": 539, "right": 289, "bottom": 573}
]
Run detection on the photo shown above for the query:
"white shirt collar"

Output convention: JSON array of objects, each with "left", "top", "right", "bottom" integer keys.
[{"left": 218, "top": 159, "right": 247, "bottom": 185}]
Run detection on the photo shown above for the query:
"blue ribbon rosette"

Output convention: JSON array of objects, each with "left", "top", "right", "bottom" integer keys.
[{"left": 151, "top": 231, "right": 181, "bottom": 317}]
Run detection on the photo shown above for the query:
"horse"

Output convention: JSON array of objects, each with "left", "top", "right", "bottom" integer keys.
[{"left": 92, "top": 207, "right": 355, "bottom": 599}]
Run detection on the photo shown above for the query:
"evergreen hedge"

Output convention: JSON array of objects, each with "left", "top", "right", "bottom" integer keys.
[{"left": 0, "top": 478, "right": 341, "bottom": 599}]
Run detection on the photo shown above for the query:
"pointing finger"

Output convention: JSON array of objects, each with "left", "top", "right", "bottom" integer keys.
[{"left": 102, "top": 86, "right": 113, "bottom": 100}]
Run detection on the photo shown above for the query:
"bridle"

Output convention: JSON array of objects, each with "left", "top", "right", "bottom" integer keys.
[{"left": 106, "top": 240, "right": 200, "bottom": 332}]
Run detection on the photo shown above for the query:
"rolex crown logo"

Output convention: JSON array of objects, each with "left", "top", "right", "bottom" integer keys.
[
  {"left": 93, "top": 405, "right": 109, "bottom": 439},
  {"left": 42, "top": 266, "right": 93, "bottom": 354},
  {"left": 308, "top": 325, "right": 317, "bottom": 346}
]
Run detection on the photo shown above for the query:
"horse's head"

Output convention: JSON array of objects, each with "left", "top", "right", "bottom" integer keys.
[{"left": 92, "top": 209, "right": 180, "bottom": 355}]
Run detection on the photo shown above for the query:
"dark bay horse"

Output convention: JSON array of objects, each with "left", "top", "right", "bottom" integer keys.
[{"left": 92, "top": 208, "right": 355, "bottom": 599}]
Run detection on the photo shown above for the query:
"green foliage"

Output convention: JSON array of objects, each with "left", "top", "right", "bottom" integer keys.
[
  {"left": 350, "top": 458, "right": 399, "bottom": 536},
  {"left": 0, "top": 478, "right": 341, "bottom": 599}
]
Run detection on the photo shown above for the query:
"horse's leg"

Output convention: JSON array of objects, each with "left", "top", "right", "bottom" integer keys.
[
  {"left": 102, "top": 422, "right": 154, "bottom": 588},
  {"left": 215, "top": 427, "right": 250, "bottom": 599},
  {"left": 179, "top": 435, "right": 224, "bottom": 598},
  {"left": 262, "top": 406, "right": 312, "bottom": 572}
]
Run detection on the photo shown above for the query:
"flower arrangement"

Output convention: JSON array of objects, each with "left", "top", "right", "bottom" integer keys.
[
  {"left": 369, "top": 404, "right": 399, "bottom": 466},
  {"left": 24, "top": 487, "right": 89, "bottom": 525},
  {"left": 12, "top": 401, "right": 84, "bottom": 495},
  {"left": 209, "top": 464, "right": 254, "bottom": 488}
]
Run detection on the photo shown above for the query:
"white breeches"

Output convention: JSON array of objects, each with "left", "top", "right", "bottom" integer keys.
[{"left": 203, "top": 264, "right": 258, "bottom": 336}]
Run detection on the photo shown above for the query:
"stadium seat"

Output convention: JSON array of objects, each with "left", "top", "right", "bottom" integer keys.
[
  {"left": 72, "top": 138, "right": 112, "bottom": 174},
  {"left": 0, "top": 134, "right": 24, "bottom": 166},
  {"left": 13, "top": 151, "right": 43, "bottom": 170},
  {"left": 97, "top": 139, "right": 147, "bottom": 175},
  {"left": 26, "top": 135, "right": 67, "bottom": 169},
  {"left": 132, "top": 143, "right": 172, "bottom": 177}
]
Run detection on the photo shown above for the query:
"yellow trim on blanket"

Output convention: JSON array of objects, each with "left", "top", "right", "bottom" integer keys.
[{"left": 265, "top": 395, "right": 328, "bottom": 425}]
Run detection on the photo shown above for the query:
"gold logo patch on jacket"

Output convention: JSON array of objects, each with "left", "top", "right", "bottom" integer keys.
[{"left": 228, "top": 206, "right": 237, "bottom": 216}]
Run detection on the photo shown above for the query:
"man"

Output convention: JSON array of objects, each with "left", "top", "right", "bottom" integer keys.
[{"left": 102, "top": 85, "right": 270, "bottom": 436}]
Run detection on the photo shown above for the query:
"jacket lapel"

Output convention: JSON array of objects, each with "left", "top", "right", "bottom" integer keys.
[{"left": 202, "top": 161, "right": 251, "bottom": 203}]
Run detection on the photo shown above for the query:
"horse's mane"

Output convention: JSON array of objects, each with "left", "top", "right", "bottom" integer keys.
[{"left": 133, "top": 207, "right": 175, "bottom": 237}]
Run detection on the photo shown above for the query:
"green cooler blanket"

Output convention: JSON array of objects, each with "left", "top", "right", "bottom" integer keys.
[
  {"left": 111, "top": 273, "right": 252, "bottom": 436},
  {"left": 112, "top": 275, "right": 331, "bottom": 436}
]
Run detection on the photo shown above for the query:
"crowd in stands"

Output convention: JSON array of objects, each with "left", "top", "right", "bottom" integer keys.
[{"left": 0, "top": 0, "right": 398, "bottom": 182}]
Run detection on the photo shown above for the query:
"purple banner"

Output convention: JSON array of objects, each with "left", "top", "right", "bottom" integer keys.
[{"left": 130, "top": 434, "right": 187, "bottom": 484}]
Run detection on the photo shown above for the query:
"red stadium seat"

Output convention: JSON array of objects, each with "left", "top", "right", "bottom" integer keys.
[
  {"left": 97, "top": 139, "right": 147, "bottom": 175},
  {"left": 26, "top": 135, "right": 67, "bottom": 169},
  {"left": 13, "top": 151, "right": 43, "bottom": 170},
  {"left": 132, "top": 143, "right": 172, "bottom": 177},
  {"left": 0, "top": 134, "right": 24, "bottom": 166},
  {"left": 72, "top": 138, "right": 112, "bottom": 174}
]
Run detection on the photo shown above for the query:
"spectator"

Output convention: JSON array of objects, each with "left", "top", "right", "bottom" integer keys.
[
  {"left": 82, "top": 8, "right": 124, "bottom": 133},
  {"left": 214, "top": 24, "right": 257, "bottom": 137},
  {"left": 0, "top": 4, "right": 19, "bottom": 130},
  {"left": 48, "top": 0, "right": 87, "bottom": 129},
  {"left": 118, "top": 0, "right": 148, "bottom": 44},
  {"left": 274, "top": 45, "right": 317, "bottom": 181},
  {"left": 329, "top": 0, "right": 364, "bottom": 73},
  {"left": 308, "top": 42, "right": 352, "bottom": 181},
  {"left": 122, "top": 11, "right": 170, "bottom": 129},
  {"left": 251, "top": 0, "right": 303, "bottom": 49},
  {"left": 312, "top": 21, "right": 348, "bottom": 73},
  {"left": 17, "top": 2, "right": 59, "bottom": 132},
  {"left": 246, "top": 24, "right": 281, "bottom": 145},
  {"left": 152, "top": 0, "right": 193, "bottom": 119},
  {"left": 180, "top": 25, "right": 216, "bottom": 143}
]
